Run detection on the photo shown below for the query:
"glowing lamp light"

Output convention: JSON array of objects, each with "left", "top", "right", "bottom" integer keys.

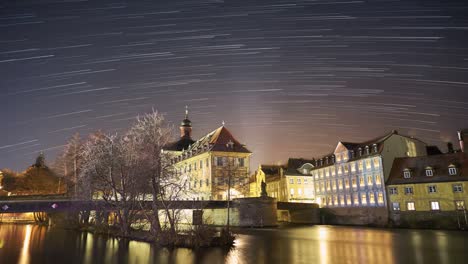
[
  {"left": 1, "top": 205, "right": 9, "bottom": 211},
  {"left": 51, "top": 203, "right": 58, "bottom": 209}
]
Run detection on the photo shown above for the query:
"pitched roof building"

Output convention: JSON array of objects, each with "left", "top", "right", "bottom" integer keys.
[{"left": 163, "top": 109, "right": 252, "bottom": 201}]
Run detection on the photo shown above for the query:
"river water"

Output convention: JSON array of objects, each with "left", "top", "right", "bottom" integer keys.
[{"left": 0, "top": 224, "right": 467, "bottom": 264}]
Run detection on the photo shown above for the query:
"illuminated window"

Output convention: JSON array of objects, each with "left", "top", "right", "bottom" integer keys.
[
  {"left": 358, "top": 161, "right": 363, "bottom": 171},
  {"left": 338, "top": 179, "right": 343, "bottom": 190},
  {"left": 331, "top": 168, "right": 336, "bottom": 176},
  {"left": 455, "top": 201, "right": 466, "bottom": 210},
  {"left": 359, "top": 176, "right": 364, "bottom": 186},
  {"left": 392, "top": 202, "right": 400, "bottom": 211},
  {"left": 321, "top": 182, "right": 325, "bottom": 192},
  {"left": 361, "top": 193, "right": 367, "bottom": 205},
  {"left": 403, "top": 169, "right": 411, "bottom": 179},
  {"left": 290, "top": 179, "right": 294, "bottom": 184},
  {"left": 366, "top": 159, "right": 372, "bottom": 170},
  {"left": 326, "top": 181, "right": 330, "bottom": 191},
  {"left": 369, "top": 192, "right": 375, "bottom": 204},
  {"left": 342, "top": 152, "right": 348, "bottom": 161},
  {"left": 407, "top": 202, "right": 415, "bottom": 211},
  {"left": 377, "top": 192, "right": 384, "bottom": 204},
  {"left": 430, "top": 201, "right": 440, "bottom": 211},
  {"left": 453, "top": 184, "right": 463, "bottom": 193},
  {"left": 353, "top": 195, "right": 359, "bottom": 205},
  {"left": 375, "top": 174, "right": 382, "bottom": 185},
  {"left": 336, "top": 154, "right": 341, "bottom": 162},
  {"left": 449, "top": 166, "right": 457, "bottom": 176},
  {"left": 290, "top": 188, "right": 294, "bottom": 196},
  {"left": 338, "top": 166, "right": 342, "bottom": 175},
  {"left": 351, "top": 162, "right": 356, "bottom": 172},
  {"left": 332, "top": 181, "right": 336, "bottom": 190},
  {"left": 425, "top": 167, "right": 434, "bottom": 177},
  {"left": 373, "top": 157, "right": 380, "bottom": 168},
  {"left": 340, "top": 195, "right": 345, "bottom": 205},
  {"left": 404, "top": 187, "right": 413, "bottom": 195},
  {"left": 298, "top": 188, "right": 302, "bottom": 196},
  {"left": 428, "top": 185, "right": 437, "bottom": 193},
  {"left": 352, "top": 178, "right": 357, "bottom": 188},
  {"left": 326, "top": 169, "right": 330, "bottom": 177},
  {"left": 367, "top": 176, "right": 373, "bottom": 185},
  {"left": 345, "top": 178, "right": 350, "bottom": 189},
  {"left": 346, "top": 196, "right": 351, "bottom": 205},
  {"left": 389, "top": 187, "right": 398, "bottom": 195}
]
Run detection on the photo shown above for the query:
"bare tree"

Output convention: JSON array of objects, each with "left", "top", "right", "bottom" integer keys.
[
  {"left": 126, "top": 110, "right": 182, "bottom": 237},
  {"left": 54, "top": 133, "right": 85, "bottom": 197}
]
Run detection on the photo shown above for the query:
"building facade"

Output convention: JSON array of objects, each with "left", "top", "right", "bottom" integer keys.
[
  {"left": 387, "top": 152, "right": 468, "bottom": 227},
  {"left": 164, "top": 109, "right": 251, "bottom": 201},
  {"left": 311, "top": 131, "right": 427, "bottom": 208}
]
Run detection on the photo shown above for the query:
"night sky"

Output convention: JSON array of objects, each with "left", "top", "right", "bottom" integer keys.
[{"left": 1, "top": 0, "right": 468, "bottom": 172}]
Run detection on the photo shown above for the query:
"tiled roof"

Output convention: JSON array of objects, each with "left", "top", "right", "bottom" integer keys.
[
  {"left": 387, "top": 152, "right": 468, "bottom": 185},
  {"left": 166, "top": 126, "right": 251, "bottom": 162},
  {"left": 164, "top": 136, "right": 195, "bottom": 151}
]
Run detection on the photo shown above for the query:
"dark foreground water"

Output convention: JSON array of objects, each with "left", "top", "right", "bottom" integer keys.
[{"left": 0, "top": 224, "right": 467, "bottom": 264}]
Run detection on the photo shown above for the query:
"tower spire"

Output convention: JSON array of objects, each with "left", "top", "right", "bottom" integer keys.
[
  {"left": 185, "top": 105, "right": 189, "bottom": 119},
  {"left": 180, "top": 106, "right": 192, "bottom": 138}
]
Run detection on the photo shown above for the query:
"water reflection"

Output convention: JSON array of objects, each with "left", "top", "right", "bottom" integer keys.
[{"left": 0, "top": 224, "right": 468, "bottom": 264}]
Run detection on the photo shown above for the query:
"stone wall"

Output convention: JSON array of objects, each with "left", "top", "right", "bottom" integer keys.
[
  {"left": 389, "top": 210, "right": 468, "bottom": 229},
  {"left": 320, "top": 207, "right": 388, "bottom": 226}
]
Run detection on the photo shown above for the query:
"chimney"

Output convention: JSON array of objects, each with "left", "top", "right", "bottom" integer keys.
[
  {"left": 447, "top": 142, "right": 454, "bottom": 153},
  {"left": 458, "top": 130, "right": 468, "bottom": 153}
]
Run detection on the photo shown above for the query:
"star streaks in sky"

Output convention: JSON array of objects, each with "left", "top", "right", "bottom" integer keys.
[{"left": 1, "top": 0, "right": 468, "bottom": 171}]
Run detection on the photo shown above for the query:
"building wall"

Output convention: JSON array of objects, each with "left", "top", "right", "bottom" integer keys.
[
  {"left": 387, "top": 181, "right": 468, "bottom": 212},
  {"left": 380, "top": 134, "right": 427, "bottom": 181},
  {"left": 284, "top": 175, "right": 315, "bottom": 203},
  {"left": 313, "top": 156, "right": 386, "bottom": 208}
]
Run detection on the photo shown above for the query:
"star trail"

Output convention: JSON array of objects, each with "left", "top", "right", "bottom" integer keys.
[{"left": 1, "top": 0, "right": 468, "bottom": 171}]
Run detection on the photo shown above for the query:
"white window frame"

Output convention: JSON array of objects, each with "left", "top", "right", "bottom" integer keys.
[
  {"left": 449, "top": 167, "right": 457, "bottom": 176},
  {"left": 403, "top": 170, "right": 411, "bottom": 179},
  {"left": 430, "top": 201, "right": 440, "bottom": 211},
  {"left": 407, "top": 202, "right": 415, "bottom": 211},
  {"left": 389, "top": 187, "right": 398, "bottom": 195},
  {"left": 453, "top": 184, "right": 463, "bottom": 193},
  {"left": 404, "top": 187, "right": 413, "bottom": 195},
  {"left": 428, "top": 185, "right": 437, "bottom": 193},
  {"left": 425, "top": 169, "right": 433, "bottom": 177}
]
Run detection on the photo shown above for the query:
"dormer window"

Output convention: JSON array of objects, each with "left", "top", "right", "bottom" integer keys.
[
  {"left": 365, "top": 146, "right": 370, "bottom": 155},
  {"left": 425, "top": 167, "right": 434, "bottom": 177},
  {"left": 358, "top": 148, "right": 362, "bottom": 156},
  {"left": 372, "top": 144, "right": 378, "bottom": 153},
  {"left": 448, "top": 165, "right": 457, "bottom": 176},
  {"left": 303, "top": 169, "right": 307, "bottom": 174},
  {"left": 226, "top": 140, "right": 234, "bottom": 149},
  {"left": 350, "top": 150, "right": 355, "bottom": 159},
  {"left": 403, "top": 169, "right": 411, "bottom": 179}
]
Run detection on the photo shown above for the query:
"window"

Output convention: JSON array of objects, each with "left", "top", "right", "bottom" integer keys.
[
  {"left": 345, "top": 179, "right": 350, "bottom": 189},
  {"left": 404, "top": 187, "right": 413, "bottom": 195},
  {"left": 303, "top": 169, "right": 307, "bottom": 174},
  {"left": 430, "top": 201, "right": 440, "bottom": 211},
  {"left": 373, "top": 157, "right": 380, "bottom": 168},
  {"left": 298, "top": 188, "right": 302, "bottom": 196},
  {"left": 289, "top": 179, "right": 294, "bottom": 184},
  {"left": 338, "top": 166, "right": 342, "bottom": 175},
  {"left": 455, "top": 201, "right": 466, "bottom": 210},
  {"left": 352, "top": 178, "right": 357, "bottom": 188},
  {"left": 359, "top": 176, "right": 364, "bottom": 186},
  {"left": 361, "top": 193, "right": 367, "bottom": 205},
  {"left": 377, "top": 192, "right": 384, "bottom": 204},
  {"left": 375, "top": 174, "right": 382, "bottom": 185},
  {"left": 425, "top": 168, "right": 433, "bottom": 177},
  {"left": 367, "top": 176, "right": 373, "bottom": 186},
  {"left": 366, "top": 159, "right": 372, "bottom": 170},
  {"left": 353, "top": 195, "right": 359, "bottom": 205},
  {"left": 392, "top": 202, "right": 400, "bottom": 211},
  {"left": 407, "top": 202, "right": 415, "bottom": 211},
  {"left": 453, "top": 184, "right": 463, "bottom": 193},
  {"left": 428, "top": 185, "right": 437, "bottom": 193},
  {"left": 369, "top": 192, "right": 375, "bottom": 204},
  {"left": 199, "top": 179, "right": 203, "bottom": 187},
  {"left": 238, "top": 158, "right": 245, "bottom": 167},
  {"left": 194, "top": 162, "right": 197, "bottom": 170},
  {"left": 340, "top": 195, "right": 345, "bottom": 205},
  {"left": 449, "top": 166, "right": 457, "bottom": 176},
  {"left": 200, "top": 160, "right": 203, "bottom": 168},
  {"left": 358, "top": 161, "right": 363, "bottom": 171},
  {"left": 338, "top": 179, "right": 343, "bottom": 190},
  {"left": 389, "top": 187, "right": 398, "bottom": 195},
  {"left": 326, "top": 181, "right": 330, "bottom": 191},
  {"left": 351, "top": 162, "right": 356, "bottom": 172},
  {"left": 344, "top": 164, "right": 349, "bottom": 174},
  {"left": 290, "top": 188, "right": 294, "bottom": 196},
  {"left": 216, "top": 157, "right": 223, "bottom": 166},
  {"left": 297, "top": 179, "right": 301, "bottom": 184},
  {"left": 403, "top": 169, "right": 411, "bottom": 179},
  {"left": 332, "top": 181, "right": 336, "bottom": 190},
  {"left": 206, "top": 158, "right": 209, "bottom": 167},
  {"left": 206, "top": 179, "right": 209, "bottom": 186},
  {"left": 304, "top": 178, "right": 308, "bottom": 185},
  {"left": 346, "top": 195, "right": 351, "bottom": 205}
]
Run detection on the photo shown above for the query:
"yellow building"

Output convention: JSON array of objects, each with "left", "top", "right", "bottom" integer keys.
[
  {"left": 250, "top": 164, "right": 286, "bottom": 200},
  {"left": 387, "top": 152, "right": 468, "bottom": 228},
  {"left": 164, "top": 109, "right": 251, "bottom": 201}
]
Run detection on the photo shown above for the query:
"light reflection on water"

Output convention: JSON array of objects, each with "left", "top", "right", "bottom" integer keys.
[{"left": 0, "top": 224, "right": 467, "bottom": 264}]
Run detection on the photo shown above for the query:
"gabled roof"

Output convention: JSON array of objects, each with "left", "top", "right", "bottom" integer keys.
[
  {"left": 260, "top": 164, "right": 286, "bottom": 179},
  {"left": 387, "top": 152, "right": 468, "bottom": 185},
  {"left": 166, "top": 126, "right": 251, "bottom": 162}
]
